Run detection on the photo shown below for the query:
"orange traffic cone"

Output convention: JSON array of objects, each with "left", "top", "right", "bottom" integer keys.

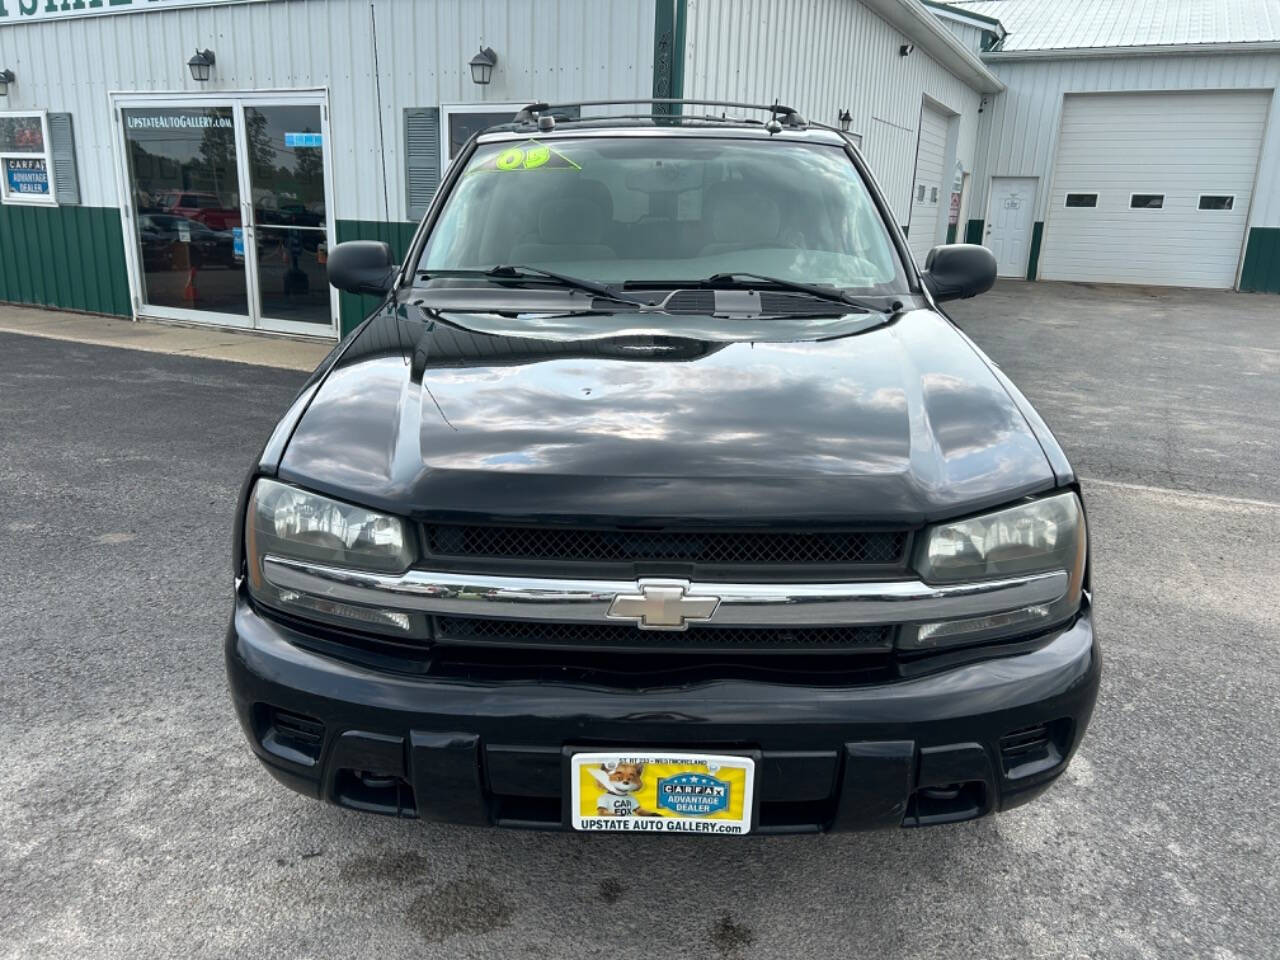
[{"left": 183, "top": 266, "right": 198, "bottom": 302}]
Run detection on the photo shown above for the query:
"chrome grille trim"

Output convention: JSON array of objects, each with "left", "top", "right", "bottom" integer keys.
[{"left": 261, "top": 556, "right": 1068, "bottom": 627}]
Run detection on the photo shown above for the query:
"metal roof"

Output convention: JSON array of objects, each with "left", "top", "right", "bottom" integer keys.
[{"left": 945, "top": 0, "right": 1280, "bottom": 52}]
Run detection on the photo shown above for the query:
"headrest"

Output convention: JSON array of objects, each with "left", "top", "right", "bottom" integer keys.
[
  {"left": 536, "top": 180, "right": 613, "bottom": 244},
  {"left": 705, "top": 181, "right": 781, "bottom": 245}
]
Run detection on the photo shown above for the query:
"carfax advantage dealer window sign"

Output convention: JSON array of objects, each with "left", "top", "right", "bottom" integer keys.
[
  {"left": 0, "top": 112, "right": 55, "bottom": 205},
  {"left": 0, "top": 0, "right": 278, "bottom": 27}
]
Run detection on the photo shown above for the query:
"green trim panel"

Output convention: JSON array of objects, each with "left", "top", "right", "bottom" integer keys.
[
  {"left": 0, "top": 204, "right": 130, "bottom": 316},
  {"left": 1240, "top": 227, "right": 1280, "bottom": 294},
  {"left": 672, "top": 0, "right": 688, "bottom": 100},
  {"left": 335, "top": 219, "right": 418, "bottom": 335},
  {"left": 652, "top": 0, "right": 686, "bottom": 116},
  {"left": 965, "top": 219, "right": 983, "bottom": 244},
  {"left": 945, "top": 223, "right": 957, "bottom": 244},
  {"left": 1026, "top": 221, "right": 1044, "bottom": 281}
]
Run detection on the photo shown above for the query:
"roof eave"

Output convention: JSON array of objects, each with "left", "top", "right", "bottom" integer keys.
[
  {"left": 862, "top": 0, "right": 1006, "bottom": 93},
  {"left": 984, "top": 40, "right": 1280, "bottom": 62},
  {"left": 921, "top": 0, "right": 1007, "bottom": 37}
]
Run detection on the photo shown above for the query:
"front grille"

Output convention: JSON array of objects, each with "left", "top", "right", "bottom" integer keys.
[
  {"left": 435, "top": 616, "right": 894, "bottom": 653},
  {"left": 424, "top": 524, "right": 908, "bottom": 568}
]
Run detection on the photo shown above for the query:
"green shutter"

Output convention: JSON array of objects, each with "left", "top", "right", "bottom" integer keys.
[
  {"left": 48, "top": 112, "right": 81, "bottom": 205},
  {"left": 404, "top": 107, "right": 440, "bottom": 222}
]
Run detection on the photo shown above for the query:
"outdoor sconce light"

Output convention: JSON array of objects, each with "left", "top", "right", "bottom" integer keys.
[
  {"left": 0, "top": 69, "right": 14, "bottom": 97},
  {"left": 469, "top": 46, "right": 498, "bottom": 86},
  {"left": 838, "top": 109, "right": 852, "bottom": 132},
  {"left": 899, "top": 43, "right": 914, "bottom": 57},
  {"left": 187, "top": 49, "right": 216, "bottom": 83}
]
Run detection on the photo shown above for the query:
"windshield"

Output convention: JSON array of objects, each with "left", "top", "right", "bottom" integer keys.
[{"left": 418, "top": 136, "right": 907, "bottom": 294}]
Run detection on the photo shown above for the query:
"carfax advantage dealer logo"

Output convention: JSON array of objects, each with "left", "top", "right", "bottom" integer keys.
[{"left": 656, "top": 772, "right": 731, "bottom": 817}]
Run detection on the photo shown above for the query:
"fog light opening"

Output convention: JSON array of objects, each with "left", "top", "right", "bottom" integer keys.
[{"left": 256, "top": 705, "right": 325, "bottom": 767}]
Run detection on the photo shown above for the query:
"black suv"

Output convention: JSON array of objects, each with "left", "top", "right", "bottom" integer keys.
[{"left": 227, "top": 100, "right": 1099, "bottom": 835}]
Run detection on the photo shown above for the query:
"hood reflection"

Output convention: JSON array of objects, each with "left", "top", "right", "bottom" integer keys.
[{"left": 278, "top": 305, "right": 1055, "bottom": 524}]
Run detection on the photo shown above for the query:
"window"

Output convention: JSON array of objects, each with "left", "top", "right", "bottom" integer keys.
[
  {"left": 1064, "top": 193, "right": 1097, "bottom": 208},
  {"left": 1130, "top": 194, "right": 1164, "bottom": 209},
  {"left": 0, "top": 111, "right": 55, "bottom": 205},
  {"left": 439, "top": 103, "right": 538, "bottom": 175},
  {"left": 1198, "top": 195, "right": 1234, "bottom": 211},
  {"left": 916, "top": 184, "right": 926, "bottom": 202},
  {"left": 419, "top": 137, "right": 908, "bottom": 295}
]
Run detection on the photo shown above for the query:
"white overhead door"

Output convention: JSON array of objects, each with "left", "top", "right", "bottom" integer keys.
[
  {"left": 907, "top": 104, "right": 949, "bottom": 264},
  {"left": 1041, "top": 90, "right": 1270, "bottom": 288}
]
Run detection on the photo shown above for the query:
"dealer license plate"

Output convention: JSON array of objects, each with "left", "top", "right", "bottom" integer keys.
[{"left": 570, "top": 751, "right": 756, "bottom": 835}]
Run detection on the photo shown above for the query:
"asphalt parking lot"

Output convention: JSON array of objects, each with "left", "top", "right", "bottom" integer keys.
[{"left": 1, "top": 280, "right": 1277, "bottom": 959}]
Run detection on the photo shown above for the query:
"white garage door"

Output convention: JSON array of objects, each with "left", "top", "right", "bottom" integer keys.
[
  {"left": 907, "top": 104, "right": 949, "bottom": 264},
  {"left": 1041, "top": 90, "right": 1270, "bottom": 288}
]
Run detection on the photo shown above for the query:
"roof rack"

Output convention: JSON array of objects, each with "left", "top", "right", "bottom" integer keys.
[{"left": 512, "top": 98, "right": 808, "bottom": 129}]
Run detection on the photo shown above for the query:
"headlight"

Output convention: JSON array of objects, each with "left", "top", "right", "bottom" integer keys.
[
  {"left": 245, "top": 478, "right": 425, "bottom": 637},
  {"left": 901, "top": 492, "right": 1087, "bottom": 651}
]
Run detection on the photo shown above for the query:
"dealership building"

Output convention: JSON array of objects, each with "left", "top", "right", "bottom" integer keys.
[{"left": 0, "top": 0, "right": 1276, "bottom": 342}]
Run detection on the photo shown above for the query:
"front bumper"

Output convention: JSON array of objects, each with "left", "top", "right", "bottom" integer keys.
[{"left": 225, "top": 591, "right": 1100, "bottom": 833}]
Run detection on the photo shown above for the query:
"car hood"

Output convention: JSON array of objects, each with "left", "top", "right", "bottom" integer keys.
[{"left": 278, "top": 303, "right": 1057, "bottom": 526}]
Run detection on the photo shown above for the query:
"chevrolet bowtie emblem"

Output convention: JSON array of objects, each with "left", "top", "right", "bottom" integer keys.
[{"left": 607, "top": 579, "right": 721, "bottom": 631}]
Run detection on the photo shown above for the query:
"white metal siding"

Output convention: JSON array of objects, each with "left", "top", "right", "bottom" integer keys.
[
  {"left": 1040, "top": 90, "right": 1269, "bottom": 287},
  {"left": 935, "top": 18, "right": 989, "bottom": 57},
  {"left": 970, "top": 52, "right": 1280, "bottom": 247},
  {"left": 0, "top": 0, "right": 655, "bottom": 220},
  {"left": 908, "top": 103, "right": 949, "bottom": 261},
  {"left": 682, "top": 0, "right": 982, "bottom": 227}
]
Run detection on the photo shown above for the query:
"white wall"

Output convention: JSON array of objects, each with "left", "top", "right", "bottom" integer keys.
[
  {"left": 681, "top": 0, "right": 982, "bottom": 230},
  {"left": 935, "top": 16, "right": 989, "bottom": 56},
  {"left": 0, "top": 0, "right": 656, "bottom": 220},
  {"left": 972, "top": 51, "right": 1280, "bottom": 233}
]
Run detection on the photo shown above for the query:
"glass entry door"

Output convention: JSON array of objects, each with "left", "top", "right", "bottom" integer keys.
[{"left": 115, "top": 93, "right": 337, "bottom": 337}]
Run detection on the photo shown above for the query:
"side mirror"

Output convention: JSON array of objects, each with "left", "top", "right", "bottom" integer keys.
[
  {"left": 327, "top": 240, "right": 397, "bottom": 296},
  {"left": 921, "top": 244, "right": 997, "bottom": 302}
]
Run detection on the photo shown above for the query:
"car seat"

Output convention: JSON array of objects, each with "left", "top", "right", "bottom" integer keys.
[
  {"left": 507, "top": 179, "right": 616, "bottom": 264},
  {"left": 698, "top": 181, "right": 784, "bottom": 257}
]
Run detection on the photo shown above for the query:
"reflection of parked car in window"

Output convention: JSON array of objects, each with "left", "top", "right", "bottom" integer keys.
[
  {"left": 154, "top": 191, "right": 241, "bottom": 230},
  {"left": 256, "top": 202, "right": 325, "bottom": 231},
  {"left": 138, "top": 224, "right": 173, "bottom": 272},
  {"left": 138, "top": 214, "right": 236, "bottom": 268}
]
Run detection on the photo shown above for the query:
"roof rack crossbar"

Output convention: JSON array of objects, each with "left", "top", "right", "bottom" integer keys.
[{"left": 513, "top": 98, "right": 807, "bottom": 127}]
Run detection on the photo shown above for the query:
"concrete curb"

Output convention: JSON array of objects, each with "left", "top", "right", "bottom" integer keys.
[{"left": 0, "top": 304, "right": 333, "bottom": 371}]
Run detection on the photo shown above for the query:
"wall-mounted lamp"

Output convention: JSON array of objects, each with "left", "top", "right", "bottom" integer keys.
[
  {"left": 899, "top": 43, "right": 914, "bottom": 57},
  {"left": 838, "top": 109, "right": 852, "bottom": 132},
  {"left": 0, "top": 69, "right": 14, "bottom": 97},
  {"left": 187, "top": 49, "right": 216, "bottom": 83},
  {"left": 469, "top": 46, "right": 498, "bottom": 86}
]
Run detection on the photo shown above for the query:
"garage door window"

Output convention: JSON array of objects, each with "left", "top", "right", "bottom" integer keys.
[
  {"left": 1130, "top": 194, "right": 1164, "bottom": 209},
  {"left": 1198, "top": 195, "right": 1234, "bottom": 211},
  {"left": 1064, "top": 193, "right": 1097, "bottom": 208}
]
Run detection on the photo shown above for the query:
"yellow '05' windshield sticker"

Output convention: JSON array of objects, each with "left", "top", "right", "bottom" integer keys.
[{"left": 469, "top": 140, "right": 582, "bottom": 174}]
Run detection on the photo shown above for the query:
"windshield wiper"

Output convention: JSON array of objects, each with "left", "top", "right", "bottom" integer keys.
[
  {"left": 418, "top": 265, "right": 648, "bottom": 307},
  {"left": 698, "top": 271, "right": 896, "bottom": 315}
]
